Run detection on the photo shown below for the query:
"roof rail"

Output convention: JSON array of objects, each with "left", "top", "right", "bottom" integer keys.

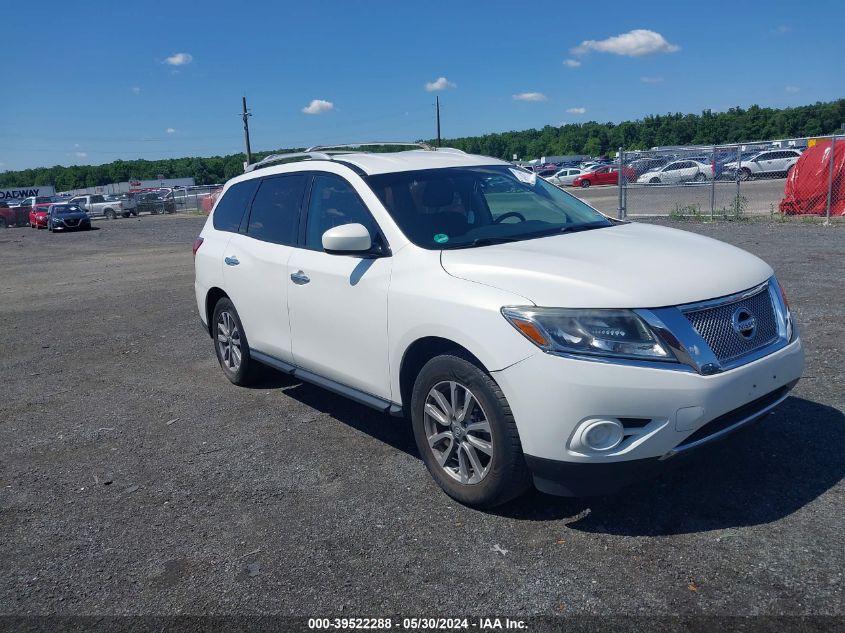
[
  {"left": 244, "top": 151, "right": 338, "bottom": 173},
  {"left": 306, "top": 141, "right": 434, "bottom": 152},
  {"left": 432, "top": 147, "right": 466, "bottom": 154},
  {"left": 244, "top": 141, "right": 438, "bottom": 173}
]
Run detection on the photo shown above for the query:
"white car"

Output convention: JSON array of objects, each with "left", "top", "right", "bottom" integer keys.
[
  {"left": 545, "top": 167, "right": 587, "bottom": 187},
  {"left": 194, "top": 143, "right": 804, "bottom": 507},
  {"left": 722, "top": 149, "right": 802, "bottom": 181},
  {"left": 637, "top": 160, "right": 714, "bottom": 184}
]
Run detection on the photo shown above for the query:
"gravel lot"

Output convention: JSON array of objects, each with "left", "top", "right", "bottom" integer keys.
[{"left": 1, "top": 215, "right": 842, "bottom": 622}]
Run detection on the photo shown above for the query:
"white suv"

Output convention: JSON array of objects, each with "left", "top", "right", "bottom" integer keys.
[
  {"left": 722, "top": 149, "right": 802, "bottom": 180},
  {"left": 193, "top": 144, "right": 804, "bottom": 508}
]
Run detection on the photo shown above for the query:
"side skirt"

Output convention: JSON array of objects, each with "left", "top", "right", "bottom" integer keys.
[{"left": 250, "top": 349, "right": 404, "bottom": 418}]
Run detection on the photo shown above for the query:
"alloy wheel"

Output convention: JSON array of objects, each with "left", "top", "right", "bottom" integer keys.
[
  {"left": 216, "top": 311, "right": 242, "bottom": 371},
  {"left": 423, "top": 380, "right": 493, "bottom": 485}
]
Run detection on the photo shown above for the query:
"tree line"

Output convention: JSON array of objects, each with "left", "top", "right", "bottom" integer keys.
[{"left": 2, "top": 100, "right": 842, "bottom": 189}]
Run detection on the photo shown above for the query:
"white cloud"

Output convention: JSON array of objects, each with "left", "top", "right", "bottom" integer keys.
[
  {"left": 131, "top": 86, "right": 141, "bottom": 94},
  {"left": 74, "top": 143, "right": 80, "bottom": 148},
  {"left": 566, "top": 107, "right": 586, "bottom": 114},
  {"left": 164, "top": 52, "right": 193, "bottom": 66},
  {"left": 166, "top": 128, "right": 176, "bottom": 134},
  {"left": 771, "top": 25, "right": 790, "bottom": 35},
  {"left": 640, "top": 76, "right": 664, "bottom": 83},
  {"left": 562, "top": 59, "right": 581, "bottom": 68},
  {"left": 572, "top": 29, "right": 679, "bottom": 57},
  {"left": 302, "top": 99, "right": 335, "bottom": 115},
  {"left": 75, "top": 152, "right": 88, "bottom": 158},
  {"left": 425, "top": 76, "right": 456, "bottom": 91},
  {"left": 785, "top": 85, "right": 800, "bottom": 93},
  {"left": 513, "top": 92, "right": 547, "bottom": 102}
]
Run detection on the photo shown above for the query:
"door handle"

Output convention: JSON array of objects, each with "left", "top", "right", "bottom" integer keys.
[
  {"left": 290, "top": 270, "right": 310, "bottom": 285},
  {"left": 224, "top": 256, "right": 240, "bottom": 266}
]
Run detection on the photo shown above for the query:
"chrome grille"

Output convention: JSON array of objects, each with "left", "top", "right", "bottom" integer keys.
[{"left": 684, "top": 287, "right": 779, "bottom": 362}]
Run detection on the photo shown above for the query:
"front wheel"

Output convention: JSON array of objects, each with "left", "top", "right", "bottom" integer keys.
[
  {"left": 579, "top": 180, "right": 591, "bottom": 188},
  {"left": 411, "top": 352, "right": 530, "bottom": 508},
  {"left": 212, "top": 297, "right": 260, "bottom": 386}
]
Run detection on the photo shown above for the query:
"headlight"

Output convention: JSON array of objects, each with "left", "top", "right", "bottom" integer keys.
[{"left": 501, "top": 307, "right": 675, "bottom": 361}]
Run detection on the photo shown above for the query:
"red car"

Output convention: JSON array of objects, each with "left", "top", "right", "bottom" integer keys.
[
  {"left": 571, "top": 165, "right": 636, "bottom": 188},
  {"left": 29, "top": 202, "right": 52, "bottom": 229}
]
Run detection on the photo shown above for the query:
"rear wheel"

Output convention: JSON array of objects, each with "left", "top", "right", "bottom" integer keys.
[
  {"left": 739, "top": 167, "right": 752, "bottom": 181},
  {"left": 122, "top": 212, "right": 131, "bottom": 218},
  {"left": 104, "top": 208, "right": 116, "bottom": 219},
  {"left": 693, "top": 172, "right": 706, "bottom": 182},
  {"left": 0, "top": 218, "right": 6, "bottom": 229},
  {"left": 212, "top": 297, "right": 260, "bottom": 386},
  {"left": 649, "top": 177, "right": 660, "bottom": 184},
  {"left": 579, "top": 180, "right": 591, "bottom": 188},
  {"left": 411, "top": 352, "right": 530, "bottom": 508}
]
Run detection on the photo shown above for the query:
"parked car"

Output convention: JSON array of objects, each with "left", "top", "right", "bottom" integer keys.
[
  {"left": 571, "top": 165, "right": 636, "bottom": 188},
  {"left": 18, "top": 195, "right": 59, "bottom": 214},
  {"left": 105, "top": 193, "right": 138, "bottom": 214},
  {"left": 0, "top": 200, "right": 30, "bottom": 228},
  {"left": 193, "top": 145, "right": 803, "bottom": 508},
  {"left": 637, "top": 160, "right": 714, "bottom": 184},
  {"left": 68, "top": 194, "right": 125, "bottom": 219},
  {"left": 545, "top": 167, "right": 588, "bottom": 187},
  {"left": 29, "top": 202, "right": 52, "bottom": 228},
  {"left": 722, "top": 149, "right": 802, "bottom": 181},
  {"left": 46, "top": 203, "right": 91, "bottom": 232},
  {"left": 136, "top": 192, "right": 176, "bottom": 215}
]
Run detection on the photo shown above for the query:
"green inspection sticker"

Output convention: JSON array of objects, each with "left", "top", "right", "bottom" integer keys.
[{"left": 433, "top": 233, "right": 449, "bottom": 244}]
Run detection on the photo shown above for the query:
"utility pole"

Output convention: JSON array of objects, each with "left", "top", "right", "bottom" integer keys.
[
  {"left": 435, "top": 96, "right": 441, "bottom": 148},
  {"left": 241, "top": 96, "right": 253, "bottom": 166}
]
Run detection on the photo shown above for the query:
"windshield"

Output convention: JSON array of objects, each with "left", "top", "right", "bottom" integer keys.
[
  {"left": 365, "top": 165, "right": 612, "bottom": 250},
  {"left": 54, "top": 205, "right": 82, "bottom": 214}
]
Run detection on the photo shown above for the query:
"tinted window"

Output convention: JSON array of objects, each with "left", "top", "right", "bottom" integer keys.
[
  {"left": 213, "top": 179, "right": 259, "bottom": 232},
  {"left": 306, "top": 174, "right": 378, "bottom": 250},
  {"left": 247, "top": 175, "right": 306, "bottom": 245}
]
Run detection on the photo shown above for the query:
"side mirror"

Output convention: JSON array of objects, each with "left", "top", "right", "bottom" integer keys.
[{"left": 322, "top": 223, "right": 372, "bottom": 255}]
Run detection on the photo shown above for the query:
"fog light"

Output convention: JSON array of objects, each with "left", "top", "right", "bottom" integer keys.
[{"left": 580, "top": 420, "right": 624, "bottom": 452}]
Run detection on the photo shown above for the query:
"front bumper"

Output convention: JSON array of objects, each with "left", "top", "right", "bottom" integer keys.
[{"left": 492, "top": 337, "right": 804, "bottom": 496}]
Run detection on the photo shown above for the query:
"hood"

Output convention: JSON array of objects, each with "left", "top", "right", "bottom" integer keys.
[
  {"left": 55, "top": 211, "right": 88, "bottom": 220},
  {"left": 439, "top": 223, "right": 773, "bottom": 308}
]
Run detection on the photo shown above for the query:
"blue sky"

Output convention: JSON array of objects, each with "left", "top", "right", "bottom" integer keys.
[{"left": 1, "top": 0, "right": 842, "bottom": 171}]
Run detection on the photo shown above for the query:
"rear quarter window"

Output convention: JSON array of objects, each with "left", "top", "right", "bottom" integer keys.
[{"left": 212, "top": 179, "right": 260, "bottom": 232}]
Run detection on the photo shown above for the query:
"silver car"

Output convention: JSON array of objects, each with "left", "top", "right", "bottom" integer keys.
[{"left": 545, "top": 167, "right": 588, "bottom": 187}]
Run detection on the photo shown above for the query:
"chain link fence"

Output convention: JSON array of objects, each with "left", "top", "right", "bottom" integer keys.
[{"left": 604, "top": 135, "right": 844, "bottom": 221}]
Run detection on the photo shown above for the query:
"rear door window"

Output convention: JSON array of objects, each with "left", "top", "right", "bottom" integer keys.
[
  {"left": 246, "top": 174, "right": 307, "bottom": 245},
  {"left": 212, "top": 179, "right": 259, "bottom": 232}
]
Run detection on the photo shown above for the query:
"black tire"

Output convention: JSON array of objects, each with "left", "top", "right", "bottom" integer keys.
[
  {"left": 579, "top": 180, "right": 591, "bottom": 188},
  {"left": 211, "top": 297, "right": 260, "bottom": 386},
  {"left": 649, "top": 177, "right": 660, "bottom": 184},
  {"left": 104, "top": 209, "right": 116, "bottom": 219},
  {"left": 122, "top": 212, "right": 131, "bottom": 218},
  {"left": 0, "top": 218, "right": 6, "bottom": 229},
  {"left": 410, "top": 351, "right": 530, "bottom": 508},
  {"left": 48, "top": 223, "right": 53, "bottom": 232},
  {"left": 739, "top": 167, "right": 752, "bottom": 181},
  {"left": 693, "top": 172, "right": 706, "bottom": 182}
]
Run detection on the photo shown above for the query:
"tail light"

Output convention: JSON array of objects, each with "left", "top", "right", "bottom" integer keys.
[{"left": 192, "top": 237, "right": 204, "bottom": 256}]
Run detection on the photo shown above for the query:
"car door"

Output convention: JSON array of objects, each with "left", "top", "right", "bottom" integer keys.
[
  {"left": 223, "top": 173, "right": 307, "bottom": 363},
  {"left": 592, "top": 167, "right": 610, "bottom": 185},
  {"left": 287, "top": 172, "right": 392, "bottom": 400},
  {"left": 754, "top": 152, "right": 776, "bottom": 175},
  {"left": 676, "top": 161, "right": 697, "bottom": 182}
]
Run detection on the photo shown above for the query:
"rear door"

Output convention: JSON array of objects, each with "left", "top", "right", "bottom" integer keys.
[
  {"left": 286, "top": 172, "right": 393, "bottom": 400},
  {"left": 223, "top": 173, "right": 307, "bottom": 363}
]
